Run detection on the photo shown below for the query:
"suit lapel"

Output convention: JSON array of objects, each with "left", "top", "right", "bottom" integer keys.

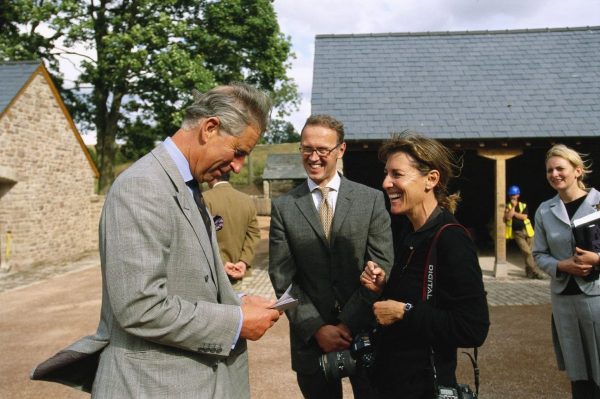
[
  {"left": 151, "top": 144, "right": 217, "bottom": 286},
  {"left": 549, "top": 194, "right": 572, "bottom": 226},
  {"left": 549, "top": 189, "right": 600, "bottom": 226},
  {"left": 294, "top": 182, "right": 329, "bottom": 246},
  {"left": 573, "top": 188, "right": 600, "bottom": 220},
  {"left": 330, "top": 178, "right": 353, "bottom": 245}
]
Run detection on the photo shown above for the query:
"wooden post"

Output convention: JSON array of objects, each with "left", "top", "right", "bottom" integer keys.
[{"left": 478, "top": 148, "right": 522, "bottom": 278}]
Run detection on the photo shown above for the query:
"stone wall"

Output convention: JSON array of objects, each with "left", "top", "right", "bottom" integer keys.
[{"left": 0, "top": 72, "right": 102, "bottom": 270}]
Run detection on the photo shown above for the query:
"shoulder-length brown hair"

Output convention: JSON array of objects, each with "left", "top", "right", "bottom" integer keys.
[{"left": 379, "top": 130, "right": 462, "bottom": 213}]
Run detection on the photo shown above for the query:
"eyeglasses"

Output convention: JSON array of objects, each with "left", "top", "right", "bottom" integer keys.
[{"left": 299, "top": 143, "right": 341, "bottom": 157}]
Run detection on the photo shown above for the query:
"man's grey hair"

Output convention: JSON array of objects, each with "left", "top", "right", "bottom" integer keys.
[{"left": 182, "top": 82, "right": 272, "bottom": 136}]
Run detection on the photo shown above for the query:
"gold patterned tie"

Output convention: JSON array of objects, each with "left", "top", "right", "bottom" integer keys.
[{"left": 317, "top": 187, "right": 333, "bottom": 240}]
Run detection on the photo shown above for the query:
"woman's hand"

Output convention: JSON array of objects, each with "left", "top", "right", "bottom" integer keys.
[
  {"left": 558, "top": 250, "right": 596, "bottom": 277},
  {"left": 360, "top": 261, "right": 386, "bottom": 294},
  {"left": 373, "top": 300, "right": 407, "bottom": 326},
  {"left": 574, "top": 247, "right": 600, "bottom": 266}
]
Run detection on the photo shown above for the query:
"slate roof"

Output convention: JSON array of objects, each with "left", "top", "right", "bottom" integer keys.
[
  {"left": 311, "top": 27, "right": 600, "bottom": 141},
  {"left": 262, "top": 153, "right": 307, "bottom": 180},
  {"left": 0, "top": 61, "right": 41, "bottom": 114}
]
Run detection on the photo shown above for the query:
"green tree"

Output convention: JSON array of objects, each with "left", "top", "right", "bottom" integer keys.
[
  {"left": 0, "top": 0, "right": 298, "bottom": 190},
  {"left": 261, "top": 119, "right": 299, "bottom": 144}
]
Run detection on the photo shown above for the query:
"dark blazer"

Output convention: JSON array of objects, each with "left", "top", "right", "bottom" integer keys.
[
  {"left": 269, "top": 176, "right": 393, "bottom": 373},
  {"left": 31, "top": 143, "right": 248, "bottom": 398},
  {"left": 374, "top": 208, "right": 489, "bottom": 395}
]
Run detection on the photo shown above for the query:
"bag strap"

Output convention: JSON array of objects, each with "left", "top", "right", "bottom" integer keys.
[
  {"left": 430, "top": 348, "right": 480, "bottom": 396},
  {"left": 462, "top": 348, "right": 480, "bottom": 396},
  {"left": 421, "top": 223, "right": 466, "bottom": 302},
  {"left": 423, "top": 223, "right": 480, "bottom": 397}
]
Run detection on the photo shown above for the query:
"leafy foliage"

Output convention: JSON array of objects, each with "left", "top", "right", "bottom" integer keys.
[
  {"left": 261, "top": 119, "right": 300, "bottom": 144},
  {"left": 0, "top": 0, "right": 299, "bottom": 190}
]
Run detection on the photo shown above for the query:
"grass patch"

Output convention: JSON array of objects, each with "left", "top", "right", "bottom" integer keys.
[{"left": 230, "top": 142, "right": 299, "bottom": 194}]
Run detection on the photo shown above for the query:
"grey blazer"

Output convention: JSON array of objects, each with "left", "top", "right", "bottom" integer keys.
[
  {"left": 269, "top": 176, "right": 393, "bottom": 374},
  {"left": 533, "top": 187, "right": 600, "bottom": 295},
  {"left": 32, "top": 143, "right": 248, "bottom": 398}
]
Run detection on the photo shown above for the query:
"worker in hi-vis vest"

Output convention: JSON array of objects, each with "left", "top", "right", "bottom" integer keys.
[{"left": 504, "top": 185, "right": 545, "bottom": 279}]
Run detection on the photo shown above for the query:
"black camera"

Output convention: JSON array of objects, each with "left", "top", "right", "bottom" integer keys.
[
  {"left": 319, "top": 331, "right": 375, "bottom": 381},
  {"left": 435, "top": 384, "right": 477, "bottom": 399}
]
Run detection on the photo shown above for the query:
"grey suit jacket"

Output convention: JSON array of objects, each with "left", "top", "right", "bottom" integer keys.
[
  {"left": 32, "top": 143, "right": 249, "bottom": 398},
  {"left": 533, "top": 187, "right": 600, "bottom": 295},
  {"left": 269, "top": 176, "right": 393, "bottom": 373}
]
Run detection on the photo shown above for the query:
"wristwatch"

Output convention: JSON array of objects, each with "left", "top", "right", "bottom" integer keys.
[{"left": 404, "top": 303, "right": 413, "bottom": 313}]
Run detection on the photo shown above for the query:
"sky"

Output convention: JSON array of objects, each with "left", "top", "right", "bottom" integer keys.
[
  {"left": 71, "top": 0, "right": 600, "bottom": 144},
  {"left": 272, "top": 0, "right": 600, "bottom": 133}
]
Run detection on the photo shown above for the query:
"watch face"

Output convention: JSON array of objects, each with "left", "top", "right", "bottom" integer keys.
[{"left": 404, "top": 303, "right": 413, "bottom": 312}]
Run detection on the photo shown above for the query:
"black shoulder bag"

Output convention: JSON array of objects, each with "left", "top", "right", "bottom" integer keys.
[{"left": 423, "top": 223, "right": 480, "bottom": 399}]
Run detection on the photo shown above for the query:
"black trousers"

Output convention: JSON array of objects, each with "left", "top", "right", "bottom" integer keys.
[
  {"left": 373, "top": 369, "right": 434, "bottom": 399},
  {"left": 296, "top": 367, "right": 374, "bottom": 399},
  {"left": 572, "top": 380, "right": 600, "bottom": 399}
]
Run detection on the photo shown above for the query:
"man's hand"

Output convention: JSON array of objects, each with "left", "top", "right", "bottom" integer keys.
[
  {"left": 224, "top": 261, "right": 247, "bottom": 280},
  {"left": 241, "top": 294, "right": 276, "bottom": 308},
  {"left": 361, "top": 261, "right": 386, "bottom": 294},
  {"left": 240, "top": 300, "right": 280, "bottom": 341},
  {"left": 314, "top": 324, "right": 352, "bottom": 353}
]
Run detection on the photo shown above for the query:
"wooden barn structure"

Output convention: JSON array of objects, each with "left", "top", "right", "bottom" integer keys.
[{"left": 310, "top": 26, "right": 600, "bottom": 276}]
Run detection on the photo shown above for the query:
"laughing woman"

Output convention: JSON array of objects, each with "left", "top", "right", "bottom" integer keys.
[
  {"left": 533, "top": 144, "right": 600, "bottom": 399},
  {"left": 361, "top": 133, "right": 489, "bottom": 399}
]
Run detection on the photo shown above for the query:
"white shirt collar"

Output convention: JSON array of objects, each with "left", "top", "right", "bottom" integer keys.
[
  {"left": 211, "top": 181, "right": 230, "bottom": 188},
  {"left": 163, "top": 137, "right": 193, "bottom": 183},
  {"left": 307, "top": 172, "right": 341, "bottom": 193}
]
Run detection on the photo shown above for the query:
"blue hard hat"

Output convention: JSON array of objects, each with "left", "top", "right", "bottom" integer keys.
[{"left": 507, "top": 185, "right": 520, "bottom": 196}]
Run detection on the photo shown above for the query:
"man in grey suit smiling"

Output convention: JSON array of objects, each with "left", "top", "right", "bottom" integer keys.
[
  {"left": 269, "top": 115, "right": 393, "bottom": 398},
  {"left": 31, "top": 83, "right": 280, "bottom": 398}
]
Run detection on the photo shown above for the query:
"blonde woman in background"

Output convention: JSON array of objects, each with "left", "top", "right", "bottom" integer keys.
[{"left": 533, "top": 144, "right": 600, "bottom": 399}]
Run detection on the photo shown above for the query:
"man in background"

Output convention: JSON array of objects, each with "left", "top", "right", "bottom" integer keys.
[
  {"left": 269, "top": 114, "right": 393, "bottom": 398},
  {"left": 32, "top": 83, "right": 280, "bottom": 398},
  {"left": 505, "top": 184, "right": 544, "bottom": 279},
  {"left": 204, "top": 172, "right": 261, "bottom": 290}
]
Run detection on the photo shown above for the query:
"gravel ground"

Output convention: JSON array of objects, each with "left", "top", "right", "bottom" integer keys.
[{"left": 0, "top": 217, "right": 571, "bottom": 398}]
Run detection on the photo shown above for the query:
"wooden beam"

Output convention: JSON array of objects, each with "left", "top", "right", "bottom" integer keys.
[
  {"left": 477, "top": 148, "right": 523, "bottom": 160},
  {"left": 476, "top": 148, "right": 523, "bottom": 277}
]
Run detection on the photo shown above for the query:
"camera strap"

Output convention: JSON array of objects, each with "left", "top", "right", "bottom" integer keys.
[{"left": 422, "top": 223, "right": 480, "bottom": 397}]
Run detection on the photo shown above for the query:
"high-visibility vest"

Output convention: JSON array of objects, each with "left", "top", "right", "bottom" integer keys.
[{"left": 505, "top": 202, "right": 534, "bottom": 239}]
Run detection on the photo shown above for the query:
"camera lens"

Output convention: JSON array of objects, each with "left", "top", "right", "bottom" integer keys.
[{"left": 319, "top": 350, "right": 357, "bottom": 381}]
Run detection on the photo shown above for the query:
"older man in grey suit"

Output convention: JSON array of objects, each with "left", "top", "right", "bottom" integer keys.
[
  {"left": 31, "top": 83, "right": 280, "bottom": 398},
  {"left": 269, "top": 115, "right": 393, "bottom": 399}
]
